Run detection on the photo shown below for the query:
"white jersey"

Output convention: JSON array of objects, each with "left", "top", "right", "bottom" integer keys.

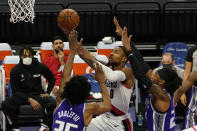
[
  {"left": 105, "top": 79, "right": 133, "bottom": 114},
  {"left": 87, "top": 67, "right": 134, "bottom": 131}
]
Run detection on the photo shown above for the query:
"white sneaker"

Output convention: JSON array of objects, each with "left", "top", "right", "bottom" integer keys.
[{"left": 38, "top": 124, "right": 49, "bottom": 131}]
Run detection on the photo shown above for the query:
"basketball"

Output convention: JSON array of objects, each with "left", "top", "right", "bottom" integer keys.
[{"left": 57, "top": 9, "right": 80, "bottom": 33}]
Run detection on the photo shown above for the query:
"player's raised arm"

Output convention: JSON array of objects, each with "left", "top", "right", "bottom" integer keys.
[
  {"left": 56, "top": 31, "right": 81, "bottom": 106},
  {"left": 174, "top": 70, "right": 197, "bottom": 106},
  {"left": 85, "top": 63, "right": 111, "bottom": 117},
  {"left": 68, "top": 30, "right": 97, "bottom": 69}
]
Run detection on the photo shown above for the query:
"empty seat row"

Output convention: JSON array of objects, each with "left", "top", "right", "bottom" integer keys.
[{"left": 1, "top": 1, "right": 197, "bottom": 44}]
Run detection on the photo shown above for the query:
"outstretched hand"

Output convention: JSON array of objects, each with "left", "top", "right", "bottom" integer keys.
[
  {"left": 122, "top": 26, "right": 132, "bottom": 51},
  {"left": 68, "top": 30, "right": 83, "bottom": 52},
  {"left": 90, "top": 63, "right": 105, "bottom": 84},
  {"left": 114, "top": 17, "right": 132, "bottom": 51},
  {"left": 113, "top": 16, "right": 123, "bottom": 36}
]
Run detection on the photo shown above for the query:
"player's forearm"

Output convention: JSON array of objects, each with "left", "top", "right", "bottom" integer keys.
[
  {"left": 130, "top": 43, "right": 151, "bottom": 73},
  {"left": 173, "top": 86, "right": 185, "bottom": 105},
  {"left": 58, "top": 50, "right": 75, "bottom": 103},
  {"left": 127, "top": 51, "right": 152, "bottom": 88},
  {"left": 183, "top": 61, "right": 192, "bottom": 81},
  {"left": 60, "top": 50, "right": 75, "bottom": 88},
  {"left": 77, "top": 45, "right": 97, "bottom": 69},
  {"left": 99, "top": 82, "right": 111, "bottom": 112},
  {"left": 183, "top": 70, "right": 190, "bottom": 81},
  {"left": 149, "top": 84, "right": 168, "bottom": 101}
]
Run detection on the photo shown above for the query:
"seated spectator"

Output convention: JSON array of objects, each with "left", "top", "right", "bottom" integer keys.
[
  {"left": 1, "top": 47, "right": 56, "bottom": 131},
  {"left": 43, "top": 36, "right": 68, "bottom": 97},
  {"left": 153, "top": 52, "right": 184, "bottom": 78}
]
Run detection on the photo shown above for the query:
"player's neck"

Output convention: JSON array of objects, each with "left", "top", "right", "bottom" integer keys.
[{"left": 112, "top": 63, "right": 125, "bottom": 70}]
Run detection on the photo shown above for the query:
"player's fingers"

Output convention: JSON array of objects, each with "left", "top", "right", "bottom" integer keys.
[
  {"left": 97, "top": 63, "right": 102, "bottom": 72},
  {"left": 129, "top": 35, "right": 133, "bottom": 40},
  {"left": 79, "top": 38, "right": 83, "bottom": 45},
  {"left": 123, "top": 26, "right": 127, "bottom": 34},
  {"left": 113, "top": 16, "right": 119, "bottom": 26}
]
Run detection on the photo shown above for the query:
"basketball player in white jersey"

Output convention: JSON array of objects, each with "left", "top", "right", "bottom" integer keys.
[{"left": 68, "top": 31, "right": 135, "bottom": 131}]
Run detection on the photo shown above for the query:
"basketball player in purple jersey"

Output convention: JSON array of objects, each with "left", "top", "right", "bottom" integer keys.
[
  {"left": 114, "top": 17, "right": 182, "bottom": 131},
  {"left": 52, "top": 31, "right": 111, "bottom": 131},
  {"left": 174, "top": 70, "right": 197, "bottom": 129}
]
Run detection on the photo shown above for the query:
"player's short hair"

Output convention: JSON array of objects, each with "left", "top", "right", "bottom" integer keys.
[
  {"left": 62, "top": 75, "right": 91, "bottom": 105},
  {"left": 19, "top": 46, "right": 35, "bottom": 58},
  {"left": 52, "top": 36, "right": 64, "bottom": 44},
  {"left": 118, "top": 46, "right": 128, "bottom": 62},
  {"left": 158, "top": 68, "right": 182, "bottom": 95}
]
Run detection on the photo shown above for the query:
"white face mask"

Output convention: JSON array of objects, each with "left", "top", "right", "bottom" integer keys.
[{"left": 23, "top": 57, "right": 32, "bottom": 65}]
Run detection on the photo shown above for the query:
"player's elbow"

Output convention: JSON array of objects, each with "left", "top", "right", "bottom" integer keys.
[
  {"left": 105, "top": 101, "right": 112, "bottom": 111},
  {"left": 100, "top": 104, "right": 111, "bottom": 114},
  {"left": 105, "top": 72, "right": 125, "bottom": 82}
]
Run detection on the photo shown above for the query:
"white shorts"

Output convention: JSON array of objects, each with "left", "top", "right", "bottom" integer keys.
[{"left": 86, "top": 113, "right": 133, "bottom": 131}]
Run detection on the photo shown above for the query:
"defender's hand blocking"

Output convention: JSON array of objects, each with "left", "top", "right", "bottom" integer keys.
[
  {"left": 122, "top": 27, "right": 132, "bottom": 51},
  {"left": 68, "top": 30, "right": 83, "bottom": 52},
  {"left": 93, "top": 63, "right": 105, "bottom": 84},
  {"left": 113, "top": 16, "right": 123, "bottom": 36},
  {"left": 113, "top": 17, "right": 132, "bottom": 51}
]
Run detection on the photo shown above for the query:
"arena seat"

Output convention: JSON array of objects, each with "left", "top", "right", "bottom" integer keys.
[
  {"left": 163, "top": 1, "right": 197, "bottom": 42},
  {"left": 1, "top": 56, "right": 44, "bottom": 131},
  {"left": 174, "top": 57, "right": 185, "bottom": 69},
  {"left": 66, "top": 2, "right": 113, "bottom": 43},
  {"left": 97, "top": 41, "right": 123, "bottom": 58},
  {"left": 0, "top": 43, "right": 12, "bottom": 66},
  {"left": 115, "top": 1, "right": 161, "bottom": 42},
  {"left": 39, "top": 42, "right": 70, "bottom": 62},
  {"left": 162, "top": 42, "right": 189, "bottom": 60},
  {"left": 3, "top": 56, "right": 19, "bottom": 85}
]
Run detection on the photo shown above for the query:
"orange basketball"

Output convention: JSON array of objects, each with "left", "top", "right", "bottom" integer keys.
[{"left": 57, "top": 9, "right": 80, "bottom": 32}]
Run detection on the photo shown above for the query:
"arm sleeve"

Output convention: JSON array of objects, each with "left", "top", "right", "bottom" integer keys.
[
  {"left": 130, "top": 42, "right": 151, "bottom": 73},
  {"left": 98, "top": 62, "right": 126, "bottom": 82},
  {"left": 10, "top": 69, "right": 29, "bottom": 102},
  {"left": 127, "top": 51, "right": 152, "bottom": 89},
  {"left": 41, "top": 64, "right": 56, "bottom": 94}
]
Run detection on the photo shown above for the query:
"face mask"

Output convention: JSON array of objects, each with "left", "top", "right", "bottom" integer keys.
[
  {"left": 162, "top": 63, "right": 173, "bottom": 69},
  {"left": 23, "top": 57, "right": 32, "bottom": 65}
]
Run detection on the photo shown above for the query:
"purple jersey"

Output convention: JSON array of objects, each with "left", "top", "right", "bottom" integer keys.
[
  {"left": 185, "top": 86, "right": 197, "bottom": 128},
  {"left": 145, "top": 93, "right": 176, "bottom": 131},
  {"left": 52, "top": 99, "right": 86, "bottom": 131}
]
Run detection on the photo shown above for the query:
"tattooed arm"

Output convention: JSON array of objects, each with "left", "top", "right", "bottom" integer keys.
[{"left": 149, "top": 84, "right": 170, "bottom": 112}]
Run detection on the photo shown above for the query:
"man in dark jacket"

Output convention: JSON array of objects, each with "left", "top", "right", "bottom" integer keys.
[{"left": 1, "top": 47, "right": 56, "bottom": 131}]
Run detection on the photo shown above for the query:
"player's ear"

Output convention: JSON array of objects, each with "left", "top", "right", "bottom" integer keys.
[
  {"left": 122, "top": 56, "right": 127, "bottom": 63},
  {"left": 159, "top": 79, "right": 165, "bottom": 86}
]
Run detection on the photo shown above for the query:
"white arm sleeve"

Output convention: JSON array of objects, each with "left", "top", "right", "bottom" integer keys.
[{"left": 97, "top": 62, "right": 126, "bottom": 82}]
